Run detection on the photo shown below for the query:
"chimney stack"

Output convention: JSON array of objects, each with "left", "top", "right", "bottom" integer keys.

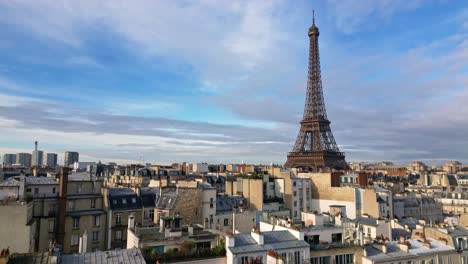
[{"left": 57, "top": 167, "right": 70, "bottom": 246}]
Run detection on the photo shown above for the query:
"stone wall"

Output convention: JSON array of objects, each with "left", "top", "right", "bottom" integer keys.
[
  {"left": 173, "top": 188, "right": 202, "bottom": 225},
  {"left": 362, "top": 189, "right": 379, "bottom": 218},
  {"left": 242, "top": 179, "right": 263, "bottom": 211},
  {"left": 0, "top": 203, "right": 36, "bottom": 253}
]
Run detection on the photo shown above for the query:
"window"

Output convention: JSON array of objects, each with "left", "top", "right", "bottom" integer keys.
[
  {"left": 335, "top": 254, "right": 353, "bottom": 264},
  {"left": 149, "top": 209, "right": 154, "bottom": 221},
  {"left": 306, "top": 235, "right": 320, "bottom": 245},
  {"left": 52, "top": 187, "right": 56, "bottom": 193},
  {"left": 115, "top": 230, "right": 122, "bottom": 241},
  {"left": 71, "top": 234, "right": 79, "bottom": 246},
  {"left": 210, "top": 198, "right": 214, "bottom": 208},
  {"left": 293, "top": 191, "right": 297, "bottom": 197},
  {"left": 112, "top": 199, "right": 117, "bottom": 205},
  {"left": 68, "top": 200, "right": 75, "bottom": 211},
  {"left": 48, "top": 203, "right": 57, "bottom": 216},
  {"left": 76, "top": 183, "right": 82, "bottom": 194},
  {"left": 239, "top": 256, "right": 262, "bottom": 264},
  {"left": 26, "top": 188, "right": 31, "bottom": 193},
  {"left": 458, "top": 238, "right": 464, "bottom": 249},
  {"left": 94, "top": 215, "right": 100, "bottom": 226},
  {"left": 132, "top": 197, "right": 137, "bottom": 203},
  {"left": 294, "top": 251, "right": 301, "bottom": 264},
  {"left": 293, "top": 181, "right": 297, "bottom": 187},
  {"left": 332, "top": 233, "right": 343, "bottom": 243},
  {"left": 92, "top": 231, "right": 99, "bottom": 241},
  {"left": 461, "top": 256, "right": 468, "bottom": 264},
  {"left": 34, "top": 188, "right": 39, "bottom": 194},
  {"left": 72, "top": 217, "right": 80, "bottom": 228},
  {"left": 224, "top": 219, "right": 229, "bottom": 226},
  {"left": 122, "top": 198, "right": 127, "bottom": 204},
  {"left": 116, "top": 214, "right": 122, "bottom": 225},
  {"left": 311, "top": 257, "right": 331, "bottom": 264},
  {"left": 48, "top": 219, "right": 55, "bottom": 233},
  {"left": 91, "top": 199, "right": 96, "bottom": 209}
]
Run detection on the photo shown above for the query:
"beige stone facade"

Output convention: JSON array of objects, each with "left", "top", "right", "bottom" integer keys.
[
  {"left": 62, "top": 180, "right": 106, "bottom": 253},
  {"left": 0, "top": 202, "right": 36, "bottom": 253}
]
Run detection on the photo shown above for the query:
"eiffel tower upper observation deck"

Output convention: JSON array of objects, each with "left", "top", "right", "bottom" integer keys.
[{"left": 284, "top": 12, "right": 348, "bottom": 171}]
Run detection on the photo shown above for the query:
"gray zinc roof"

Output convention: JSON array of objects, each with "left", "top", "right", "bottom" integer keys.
[
  {"left": 156, "top": 193, "right": 177, "bottom": 210},
  {"left": 364, "top": 243, "right": 415, "bottom": 261},
  {"left": 352, "top": 216, "right": 381, "bottom": 227},
  {"left": 25, "top": 177, "right": 58, "bottom": 185},
  {"left": 0, "top": 177, "right": 20, "bottom": 187},
  {"left": 216, "top": 195, "right": 247, "bottom": 212},
  {"left": 61, "top": 248, "right": 146, "bottom": 264},
  {"left": 229, "top": 231, "right": 310, "bottom": 254}
]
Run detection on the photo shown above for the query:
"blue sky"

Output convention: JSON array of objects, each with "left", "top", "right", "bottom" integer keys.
[{"left": 0, "top": 0, "right": 467, "bottom": 165}]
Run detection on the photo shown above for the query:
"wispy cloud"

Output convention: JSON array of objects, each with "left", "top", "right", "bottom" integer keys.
[{"left": 326, "top": 0, "right": 425, "bottom": 33}]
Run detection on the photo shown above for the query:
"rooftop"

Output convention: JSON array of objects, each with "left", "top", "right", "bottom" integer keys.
[
  {"left": 60, "top": 248, "right": 146, "bottom": 264},
  {"left": 140, "top": 187, "right": 158, "bottom": 207},
  {"left": 408, "top": 238, "right": 455, "bottom": 255},
  {"left": 216, "top": 195, "right": 247, "bottom": 213},
  {"left": 229, "top": 230, "right": 309, "bottom": 254},
  {"left": 7, "top": 252, "right": 56, "bottom": 264},
  {"left": 365, "top": 238, "right": 455, "bottom": 261},
  {"left": 68, "top": 172, "right": 95, "bottom": 181},
  {"left": 155, "top": 192, "right": 177, "bottom": 210},
  {"left": 430, "top": 226, "right": 468, "bottom": 237},
  {"left": 365, "top": 243, "right": 415, "bottom": 261},
  {"left": 0, "top": 177, "right": 20, "bottom": 187},
  {"left": 25, "top": 177, "right": 58, "bottom": 185},
  {"left": 133, "top": 225, "right": 216, "bottom": 241},
  {"left": 108, "top": 188, "right": 142, "bottom": 210},
  {"left": 344, "top": 216, "right": 386, "bottom": 227}
]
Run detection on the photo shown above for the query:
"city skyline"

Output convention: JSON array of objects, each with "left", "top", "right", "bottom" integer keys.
[{"left": 0, "top": 1, "right": 467, "bottom": 165}]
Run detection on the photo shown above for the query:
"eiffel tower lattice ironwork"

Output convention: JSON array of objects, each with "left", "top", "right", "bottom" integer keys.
[{"left": 285, "top": 12, "right": 348, "bottom": 171}]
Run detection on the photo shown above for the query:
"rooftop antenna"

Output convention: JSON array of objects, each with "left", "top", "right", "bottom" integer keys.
[{"left": 313, "top": 9, "right": 315, "bottom": 25}]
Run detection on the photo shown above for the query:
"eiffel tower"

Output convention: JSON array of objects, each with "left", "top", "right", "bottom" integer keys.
[{"left": 285, "top": 12, "right": 348, "bottom": 171}]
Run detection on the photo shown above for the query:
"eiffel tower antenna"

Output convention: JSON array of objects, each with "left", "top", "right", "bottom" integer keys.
[
  {"left": 284, "top": 11, "right": 348, "bottom": 171},
  {"left": 312, "top": 10, "right": 315, "bottom": 25}
]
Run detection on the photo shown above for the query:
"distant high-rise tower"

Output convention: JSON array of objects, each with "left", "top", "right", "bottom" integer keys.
[
  {"left": 285, "top": 12, "right": 348, "bottom": 171},
  {"left": 16, "top": 153, "right": 32, "bottom": 167},
  {"left": 32, "top": 141, "right": 44, "bottom": 167},
  {"left": 64, "top": 151, "right": 79, "bottom": 167},
  {"left": 45, "top": 153, "right": 58, "bottom": 167},
  {"left": 2, "top": 154, "right": 16, "bottom": 167}
]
